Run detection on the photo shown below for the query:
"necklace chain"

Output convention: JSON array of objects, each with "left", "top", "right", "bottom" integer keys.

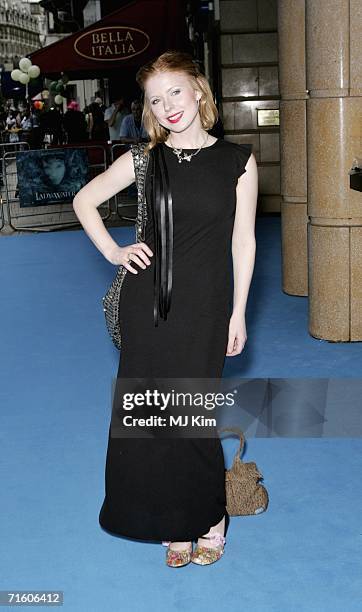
[{"left": 168, "top": 132, "right": 209, "bottom": 163}]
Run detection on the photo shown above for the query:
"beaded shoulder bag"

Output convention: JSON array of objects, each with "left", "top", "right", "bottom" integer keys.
[{"left": 102, "top": 143, "right": 150, "bottom": 350}]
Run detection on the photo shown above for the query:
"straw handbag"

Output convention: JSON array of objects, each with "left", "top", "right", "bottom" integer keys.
[{"left": 218, "top": 427, "right": 269, "bottom": 516}]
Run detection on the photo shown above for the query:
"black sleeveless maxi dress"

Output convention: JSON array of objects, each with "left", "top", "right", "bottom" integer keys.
[{"left": 99, "top": 139, "right": 252, "bottom": 542}]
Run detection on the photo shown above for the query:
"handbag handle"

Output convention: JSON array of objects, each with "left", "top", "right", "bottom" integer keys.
[
  {"left": 131, "top": 142, "right": 149, "bottom": 242},
  {"left": 217, "top": 426, "right": 245, "bottom": 459}
]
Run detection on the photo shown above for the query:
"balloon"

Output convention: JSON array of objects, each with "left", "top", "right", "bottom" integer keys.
[
  {"left": 41, "top": 89, "right": 50, "bottom": 99},
  {"left": 61, "top": 73, "right": 69, "bottom": 84},
  {"left": 33, "top": 100, "right": 44, "bottom": 110},
  {"left": 10, "top": 69, "right": 22, "bottom": 81},
  {"left": 19, "top": 72, "right": 30, "bottom": 84},
  {"left": 56, "top": 82, "right": 64, "bottom": 93},
  {"left": 28, "top": 65, "right": 40, "bottom": 79},
  {"left": 49, "top": 81, "right": 58, "bottom": 92},
  {"left": 19, "top": 57, "right": 32, "bottom": 72},
  {"left": 54, "top": 95, "right": 63, "bottom": 105}
]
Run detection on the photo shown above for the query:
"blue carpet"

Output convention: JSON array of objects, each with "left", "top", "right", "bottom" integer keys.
[{"left": 0, "top": 218, "right": 361, "bottom": 611}]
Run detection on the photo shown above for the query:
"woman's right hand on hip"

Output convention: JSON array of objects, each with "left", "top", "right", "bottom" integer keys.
[{"left": 106, "top": 242, "right": 153, "bottom": 274}]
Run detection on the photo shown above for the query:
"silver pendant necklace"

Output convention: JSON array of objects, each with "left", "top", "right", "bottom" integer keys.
[{"left": 169, "top": 132, "right": 209, "bottom": 163}]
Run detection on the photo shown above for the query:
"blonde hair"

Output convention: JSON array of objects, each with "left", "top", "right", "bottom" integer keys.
[{"left": 135, "top": 50, "right": 218, "bottom": 154}]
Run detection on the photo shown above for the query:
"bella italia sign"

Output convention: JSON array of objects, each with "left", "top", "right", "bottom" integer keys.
[{"left": 74, "top": 26, "right": 150, "bottom": 61}]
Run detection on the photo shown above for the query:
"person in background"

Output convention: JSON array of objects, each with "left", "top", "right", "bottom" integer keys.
[
  {"left": 119, "top": 100, "right": 149, "bottom": 196},
  {"left": 30, "top": 108, "right": 42, "bottom": 149},
  {"left": 5, "top": 108, "right": 21, "bottom": 143},
  {"left": 104, "top": 96, "right": 129, "bottom": 141},
  {"left": 94, "top": 92, "right": 106, "bottom": 113},
  {"left": 0, "top": 105, "right": 6, "bottom": 184},
  {"left": 39, "top": 106, "right": 63, "bottom": 145},
  {"left": 88, "top": 100, "right": 108, "bottom": 141},
  {"left": 20, "top": 107, "right": 34, "bottom": 146},
  {"left": 118, "top": 99, "right": 149, "bottom": 144},
  {"left": 83, "top": 104, "right": 91, "bottom": 139},
  {"left": 0, "top": 105, "right": 7, "bottom": 133},
  {"left": 63, "top": 100, "right": 88, "bottom": 143}
]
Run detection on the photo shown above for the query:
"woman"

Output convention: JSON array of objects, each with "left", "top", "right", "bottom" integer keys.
[{"left": 73, "top": 51, "right": 258, "bottom": 567}]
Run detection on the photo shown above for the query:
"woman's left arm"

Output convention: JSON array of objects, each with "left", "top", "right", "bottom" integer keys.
[{"left": 227, "top": 152, "right": 258, "bottom": 356}]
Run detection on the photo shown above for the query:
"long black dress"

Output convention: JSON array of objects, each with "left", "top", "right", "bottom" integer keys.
[{"left": 99, "top": 139, "right": 252, "bottom": 542}]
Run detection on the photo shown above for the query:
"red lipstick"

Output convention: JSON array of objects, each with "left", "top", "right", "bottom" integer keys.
[{"left": 167, "top": 111, "right": 183, "bottom": 124}]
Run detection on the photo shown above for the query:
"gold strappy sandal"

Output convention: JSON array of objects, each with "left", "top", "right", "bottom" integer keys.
[
  {"left": 191, "top": 513, "right": 230, "bottom": 566},
  {"left": 162, "top": 541, "right": 193, "bottom": 568}
]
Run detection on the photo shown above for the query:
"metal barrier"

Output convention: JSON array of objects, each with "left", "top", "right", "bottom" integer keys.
[
  {"left": 0, "top": 142, "right": 30, "bottom": 232},
  {"left": 0, "top": 141, "right": 30, "bottom": 154},
  {"left": 110, "top": 142, "right": 138, "bottom": 223},
  {"left": 1, "top": 144, "right": 110, "bottom": 232},
  {"left": 0, "top": 192, "right": 4, "bottom": 232}
]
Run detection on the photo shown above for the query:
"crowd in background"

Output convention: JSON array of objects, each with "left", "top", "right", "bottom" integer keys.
[{"left": 0, "top": 95, "right": 149, "bottom": 148}]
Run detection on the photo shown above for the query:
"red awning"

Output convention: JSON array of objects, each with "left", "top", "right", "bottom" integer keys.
[{"left": 29, "top": 0, "right": 188, "bottom": 78}]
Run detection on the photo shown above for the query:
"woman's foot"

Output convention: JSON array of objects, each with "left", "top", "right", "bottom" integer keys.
[
  {"left": 162, "top": 541, "right": 193, "bottom": 568},
  {"left": 191, "top": 515, "right": 228, "bottom": 566}
]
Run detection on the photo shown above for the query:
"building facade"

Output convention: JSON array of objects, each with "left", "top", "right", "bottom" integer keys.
[{"left": 0, "top": 0, "right": 43, "bottom": 71}]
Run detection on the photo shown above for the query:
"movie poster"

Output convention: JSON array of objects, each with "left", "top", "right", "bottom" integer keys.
[{"left": 16, "top": 149, "right": 89, "bottom": 207}]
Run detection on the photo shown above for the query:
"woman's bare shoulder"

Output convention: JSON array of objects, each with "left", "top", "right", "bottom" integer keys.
[{"left": 106, "top": 148, "right": 135, "bottom": 183}]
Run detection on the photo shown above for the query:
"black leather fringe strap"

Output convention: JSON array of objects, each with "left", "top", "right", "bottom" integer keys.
[{"left": 151, "top": 145, "right": 174, "bottom": 327}]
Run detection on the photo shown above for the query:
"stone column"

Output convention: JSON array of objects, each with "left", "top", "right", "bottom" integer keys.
[
  {"left": 278, "top": 0, "right": 308, "bottom": 296},
  {"left": 307, "top": 0, "right": 362, "bottom": 340}
]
